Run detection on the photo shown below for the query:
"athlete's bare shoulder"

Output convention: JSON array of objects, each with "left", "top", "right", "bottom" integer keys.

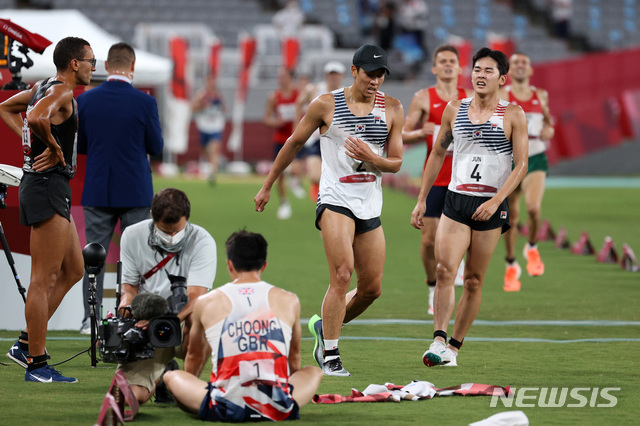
[
  {"left": 269, "top": 286, "right": 299, "bottom": 302},
  {"left": 308, "top": 92, "right": 336, "bottom": 114},
  {"left": 504, "top": 102, "right": 526, "bottom": 125},
  {"left": 535, "top": 87, "right": 550, "bottom": 103},
  {"left": 268, "top": 286, "right": 300, "bottom": 326},
  {"left": 383, "top": 93, "right": 404, "bottom": 114},
  {"left": 446, "top": 98, "right": 463, "bottom": 112},
  {"left": 194, "top": 287, "right": 232, "bottom": 326},
  {"left": 198, "top": 287, "right": 227, "bottom": 305},
  {"left": 412, "top": 86, "right": 431, "bottom": 102}
]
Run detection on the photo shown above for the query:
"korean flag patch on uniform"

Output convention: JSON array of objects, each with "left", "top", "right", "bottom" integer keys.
[
  {"left": 356, "top": 123, "right": 366, "bottom": 133},
  {"left": 472, "top": 130, "right": 482, "bottom": 139}
]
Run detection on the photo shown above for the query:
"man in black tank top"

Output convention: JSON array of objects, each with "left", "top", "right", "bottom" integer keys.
[{"left": 0, "top": 36, "right": 95, "bottom": 383}]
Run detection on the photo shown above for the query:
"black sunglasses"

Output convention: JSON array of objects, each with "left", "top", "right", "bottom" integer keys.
[{"left": 76, "top": 58, "right": 97, "bottom": 67}]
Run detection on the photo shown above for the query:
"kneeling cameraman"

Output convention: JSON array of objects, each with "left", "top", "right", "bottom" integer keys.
[{"left": 117, "top": 188, "right": 216, "bottom": 404}]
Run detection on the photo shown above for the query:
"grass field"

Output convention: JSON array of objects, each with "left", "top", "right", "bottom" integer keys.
[{"left": 1, "top": 175, "right": 639, "bottom": 425}]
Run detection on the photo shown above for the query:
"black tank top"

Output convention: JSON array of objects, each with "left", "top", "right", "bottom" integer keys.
[{"left": 22, "top": 78, "right": 78, "bottom": 178}]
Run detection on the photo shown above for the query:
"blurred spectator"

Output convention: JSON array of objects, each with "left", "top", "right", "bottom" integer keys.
[
  {"left": 548, "top": 0, "right": 572, "bottom": 39},
  {"left": 358, "top": 0, "right": 379, "bottom": 39},
  {"left": 263, "top": 68, "right": 304, "bottom": 220},
  {"left": 375, "top": 1, "right": 397, "bottom": 51},
  {"left": 273, "top": 0, "right": 305, "bottom": 37},
  {"left": 191, "top": 74, "right": 227, "bottom": 184},
  {"left": 398, "top": 0, "right": 429, "bottom": 57}
]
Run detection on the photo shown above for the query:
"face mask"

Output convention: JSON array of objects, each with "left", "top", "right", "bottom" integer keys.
[{"left": 155, "top": 225, "right": 186, "bottom": 246}]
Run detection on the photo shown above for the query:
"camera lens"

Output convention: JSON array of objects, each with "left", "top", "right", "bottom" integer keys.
[
  {"left": 153, "top": 322, "right": 174, "bottom": 343},
  {"left": 149, "top": 316, "right": 182, "bottom": 348}
]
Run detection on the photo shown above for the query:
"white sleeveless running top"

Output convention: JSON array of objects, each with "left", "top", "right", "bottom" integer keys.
[
  {"left": 318, "top": 88, "right": 388, "bottom": 219},
  {"left": 449, "top": 97, "right": 513, "bottom": 197},
  {"left": 204, "top": 281, "right": 295, "bottom": 420}
]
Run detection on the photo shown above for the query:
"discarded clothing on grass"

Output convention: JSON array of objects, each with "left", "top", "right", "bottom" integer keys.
[{"left": 313, "top": 380, "right": 512, "bottom": 403}]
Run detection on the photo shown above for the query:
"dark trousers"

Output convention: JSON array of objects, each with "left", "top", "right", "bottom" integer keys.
[{"left": 82, "top": 206, "right": 150, "bottom": 321}]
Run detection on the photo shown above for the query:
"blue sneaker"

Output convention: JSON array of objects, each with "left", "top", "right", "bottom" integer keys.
[
  {"left": 7, "top": 340, "right": 29, "bottom": 368},
  {"left": 25, "top": 365, "right": 78, "bottom": 383},
  {"left": 308, "top": 314, "right": 324, "bottom": 368}
]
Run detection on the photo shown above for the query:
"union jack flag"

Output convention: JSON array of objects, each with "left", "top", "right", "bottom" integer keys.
[{"left": 239, "top": 287, "right": 254, "bottom": 295}]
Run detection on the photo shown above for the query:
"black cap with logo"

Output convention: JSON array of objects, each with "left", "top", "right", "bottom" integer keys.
[{"left": 352, "top": 44, "right": 390, "bottom": 75}]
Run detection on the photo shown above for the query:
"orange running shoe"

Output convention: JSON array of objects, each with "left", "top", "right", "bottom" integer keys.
[
  {"left": 524, "top": 245, "right": 545, "bottom": 277},
  {"left": 309, "top": 182, "right": 320, "bottom": 203},
  {"left": 503, "top": 262, "right": 522, "bottom": 292}
]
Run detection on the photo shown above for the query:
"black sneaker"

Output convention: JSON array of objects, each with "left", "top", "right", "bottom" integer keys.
[{"left": 154, "top": 359, "right": 179, "bottom": 404}]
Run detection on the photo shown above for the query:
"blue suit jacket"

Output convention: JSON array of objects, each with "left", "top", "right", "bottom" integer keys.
[{"left": 78, "top": 80, "right": 163, "bottom": 208}]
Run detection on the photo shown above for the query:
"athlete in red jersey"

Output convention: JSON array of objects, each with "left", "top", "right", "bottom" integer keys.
[
  {"left": 263, "top": 68, "right": 303, "bottom": 219},
  {"left": 498, "top": 52, "right": 554, "bottom": 291},
  {"left": 402, "top": 45, "right": 472, "bottom": 315}
]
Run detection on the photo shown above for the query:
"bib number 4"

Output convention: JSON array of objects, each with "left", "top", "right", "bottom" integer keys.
[{"left": 470, "top": 164, "right": 482, "bottom": 182}]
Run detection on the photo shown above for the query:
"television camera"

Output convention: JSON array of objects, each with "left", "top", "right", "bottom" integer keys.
[{"left": 98, "top": 274, "right": 188, "bottom": 364}]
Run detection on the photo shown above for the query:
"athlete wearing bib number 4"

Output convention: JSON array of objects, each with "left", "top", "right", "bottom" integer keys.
[
  {"left": 402, "top": 45, "right": 473, "bottom": 316},
  {"left": 411, "top": 48, "right": 528, "bottom": 368},
  {"left": 255, "top": 45, "right": 404, "bottom": 376},
  {"left": 499, "top": 52, "right": 555, "bottom": 292},
  {"left": 164, "top": 231, "right": 322, "bottom": 422}
]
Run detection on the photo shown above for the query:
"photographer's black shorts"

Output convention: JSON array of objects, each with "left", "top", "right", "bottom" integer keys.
[
  {"left": 19, "top": 172, "right": 71, "bottom": 226},
  {"left": 443, "top": 191, "right": 510, "bottom": 234}
]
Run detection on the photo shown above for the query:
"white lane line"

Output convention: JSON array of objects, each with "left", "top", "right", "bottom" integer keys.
[
  {"left": 305, "top": 337, "right": 640, "bottom": 343},
  {"left": 301, "top": 319, "right": 640, "bottom": 327}
]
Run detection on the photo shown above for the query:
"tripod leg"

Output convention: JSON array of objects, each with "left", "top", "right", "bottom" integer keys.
[
  {"left": 90, "top": 307, "right": 97, "bottom": 367},
  {"left": 0, "top": 222, "right": 27, "bottom": 303}
]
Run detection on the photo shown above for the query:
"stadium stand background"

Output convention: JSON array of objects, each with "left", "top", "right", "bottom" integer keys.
[{"left": 5, "top": 0, "right": 640, "bottom": 174}]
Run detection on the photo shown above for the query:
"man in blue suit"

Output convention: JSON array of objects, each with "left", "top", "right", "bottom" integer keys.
[{"left": 77, "top": 42, "right": 164, "bottom": 334}]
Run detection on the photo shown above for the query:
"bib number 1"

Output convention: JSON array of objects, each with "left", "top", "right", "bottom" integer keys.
[{"left": 239, "top": 359, "right": 278, "bottom": 386}]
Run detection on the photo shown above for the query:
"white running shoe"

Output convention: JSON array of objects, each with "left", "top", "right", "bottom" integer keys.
[
  {"left": 322, "top": 357, "right": 351, "bottom": 377},
  {"left": 290, "top": 179, "right": 306, "bottom": 199},
  {"left": 277, "top": 201, "right": 292, "bottom": 220},
  {"left": 79, "top": 318, "right": 91, "bottom": 335},
  {"left": 422, "top": 341, "right": 458, "bottom": 367},
  {"left": 428, "top": 286, "right": 435, "bottom": 315}
]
